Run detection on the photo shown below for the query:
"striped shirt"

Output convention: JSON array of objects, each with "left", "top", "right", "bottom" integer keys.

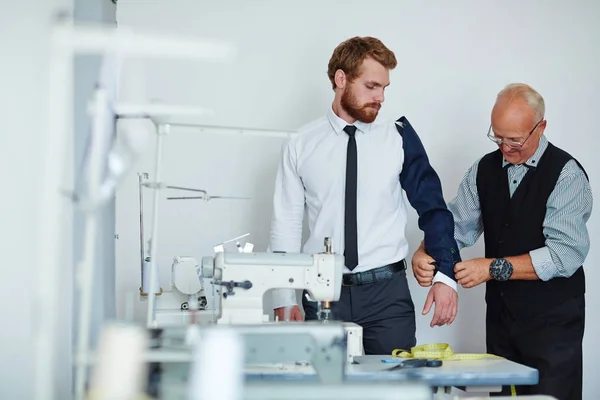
[{"left": 447, "top": 135, "right": 593, "bottom": 281}]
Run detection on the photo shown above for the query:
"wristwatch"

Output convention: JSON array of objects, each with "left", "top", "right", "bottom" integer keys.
[{"left": 489, "top": 258, "right": 513, "bottom": 281}]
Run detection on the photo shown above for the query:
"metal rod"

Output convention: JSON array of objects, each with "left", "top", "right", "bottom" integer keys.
[
  {"left": 166, "top": 196, "right": 251, "bottom": 200},
  {"left": 112, "top": 103, "right": 214, "bottom": 119},
  {"left": 166, "top": 196, "right": 206, "bottom": 200},
  {"left": 138, "top": 173, "right": 146, "bottom": 289},
  {"left": 163, "top": 121, "right": 296, "bottom": 134},
  {"left": 146, "top": 123, "right": 168, "bottom": 327},
  {"left": 165, "top": 185, "right": 207, "bottom": 194},
  {"left": 116, "top": 115, "right": 297, "bottom": 137},
  {"left": 75, "top": 87, "right": 107, "bottom": 400}
]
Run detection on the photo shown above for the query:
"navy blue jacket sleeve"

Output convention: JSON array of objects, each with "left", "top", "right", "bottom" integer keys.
[{"left": 396, "top": 117, "right": 461, "bottom": 280}]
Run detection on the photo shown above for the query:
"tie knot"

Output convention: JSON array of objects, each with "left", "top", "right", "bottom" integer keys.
[{"left": 344, "top": 125, "right": 357, "bottom": 137}]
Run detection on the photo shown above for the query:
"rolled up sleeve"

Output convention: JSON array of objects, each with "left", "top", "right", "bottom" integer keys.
[
  {"left": 269, "top": 139, "right": 306, "bottom": 309},
  {"left": 530, "top": 160, "right": 593, "bottom": 281}
]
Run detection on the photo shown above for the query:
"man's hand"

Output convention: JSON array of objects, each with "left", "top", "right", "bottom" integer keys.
[
  {"left": 273, "top": 305, "right": 303, "bottom": 321},
  {"left": 411, "top": 246, "right": 437, "bottom": 287},
  {"left": 454, "top": 258, "right": 491, "bottom": 288},
  {"left": 422, "top": 282, "right": 458, "bottom": 327}
]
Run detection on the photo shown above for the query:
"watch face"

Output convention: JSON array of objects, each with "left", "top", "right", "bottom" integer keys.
[{"left": 491, "top": 258, "right": 513, "bottom": 281}]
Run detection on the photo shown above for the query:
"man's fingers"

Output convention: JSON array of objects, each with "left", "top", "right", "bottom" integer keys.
[
  {"left": 462, "top": 280, "right": 474, "bottom": 289},
  {"left": 448, "top": 304, "right": 458, "bottom": 325},
  {"left": 274, "top": 306, "right": 303, "bottom": 321},
  {"left": 455, "top": 269, "right": 470, "bottom": 281},
  {"left": 414, "top": 269, "right": 434, "bottom": 286},
  {"left": 416, "top": 262, "right": 436, "bottom": 271},
  {"left": 292, "top": 307, "right": 304, "bottom": 321},
  {"left": 415, "top": 270, "right": 434, "bottom": 281},
  {"left": 444, "top": 303, "right": 454, "bottom": 324},
  {"left": 430, "top": 304, "right": 446, "bottom": 327},
  {"left": 422, "top": 290, "right": 434, "bottom": 315},
  {"left": 459, "top": 277, "right": 473, "bottom": 288},
  {"left": 429, "top": 304, "right": 440, "bottom": 327},
  {"left": 440, "top": 303, "right": 452, "bottom": 326},
  {"left": 456, "top": 268, "right": 473, "bottom": 281},
  {"left": 428, "top": 288, "right": 447, "bottom": 327},
  {"left": 454, "top": 263, "right": 466, "bottom": 273}
]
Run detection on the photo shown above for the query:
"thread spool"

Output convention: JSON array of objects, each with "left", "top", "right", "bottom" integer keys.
[
  {"left": 140, "top": 256, "right": 161, "bottom": 296},
  {"left": 88, "top": 323, "right": 148, "bottom": 400},
  {"left": 187, "top": 328, "right": 244, "bottom": 400}
]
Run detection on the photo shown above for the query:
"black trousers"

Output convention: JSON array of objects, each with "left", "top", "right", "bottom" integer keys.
[
  {"left": 487, "top": 294, "right": 585, "bottom": 400},
  {"left": 302, "top": 268, "right": 416, "bottom": 355}
]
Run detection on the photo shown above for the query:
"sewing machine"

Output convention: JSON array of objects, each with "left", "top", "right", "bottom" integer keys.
[
  {"left": 151, "top": 235, "right": 255, "bottom": 326},
  {"left": 152, "top": 246, "right": 345, "bottom": 326},
  {"left": 152, "top": 257, "right": 214, "bottom": 326},
  {"left": 201, "top": 248, "right": 344, "bottom": 324}
]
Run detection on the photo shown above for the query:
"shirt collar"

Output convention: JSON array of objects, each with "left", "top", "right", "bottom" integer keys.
[
  {"left": 327, "top": 106, "right": 371, "bottom": 135},
  {"left": 502, "top": 135, "right": 548, "bottom": 168}
]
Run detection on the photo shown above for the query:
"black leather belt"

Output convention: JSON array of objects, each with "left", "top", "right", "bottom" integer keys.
[{"left": 342, "top": 260, "right": 406, "bottom": 286}]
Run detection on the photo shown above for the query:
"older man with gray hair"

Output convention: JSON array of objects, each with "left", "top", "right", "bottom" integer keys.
[{"left": 412, "top": 83, "right": 592, "bottom": 399}]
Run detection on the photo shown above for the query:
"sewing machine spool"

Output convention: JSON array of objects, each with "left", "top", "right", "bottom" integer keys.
[{"left": 140, "top": 256, "right": 163, "bottom": 296}]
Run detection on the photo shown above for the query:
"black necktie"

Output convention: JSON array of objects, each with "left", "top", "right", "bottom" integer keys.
[{"left": 343, "top": 125, "right": 359, "bottom": 271}]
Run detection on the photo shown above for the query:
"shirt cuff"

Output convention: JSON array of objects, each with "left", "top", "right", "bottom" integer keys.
[
  {"left": 529, "top": 247, "right": 555, "bottom": 281},
  {"left": 432, "top": 272, "right": 458, "bottom": 292},
  {"left": 271, "top": 288, "right": 298, "bottom": 309}
]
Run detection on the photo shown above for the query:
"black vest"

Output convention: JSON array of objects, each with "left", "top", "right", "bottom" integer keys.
[{"left": 476, "top": 142, "right": 587, "bottom": 321}]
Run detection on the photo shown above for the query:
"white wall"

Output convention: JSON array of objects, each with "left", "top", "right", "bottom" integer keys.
[
  {"left": 0, "top": 1, "right": 72, "bottom": 398},
  {"left": 73, "top": 0, "right": 117, "bottom": 359},
  {"left": 0, "top": 1, "right": 116, "bottom": 398},
  {"left": 115, "top": 0, "right": 600, "bottom": 397}
]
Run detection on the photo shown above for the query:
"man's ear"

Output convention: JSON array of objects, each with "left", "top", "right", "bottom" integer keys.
[
  {"left": 334, "top": 69, "right": 346, "bottom": 90},
  {"left": 537, "top": 119, "right": 548, "bottom": 137}
]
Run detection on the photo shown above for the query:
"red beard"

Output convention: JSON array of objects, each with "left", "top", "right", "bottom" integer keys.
[{"left": 341, "top": 87, "right": 381, "bottom": 123}]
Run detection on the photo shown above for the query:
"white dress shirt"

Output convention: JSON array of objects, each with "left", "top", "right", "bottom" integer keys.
[{"left": 269, "top": 107, "right": 454, "bottom": 309}]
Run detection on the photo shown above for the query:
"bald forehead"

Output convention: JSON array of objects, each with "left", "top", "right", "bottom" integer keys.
[{"left": 492, "top": 97, "right": 537, "bottom": 125}]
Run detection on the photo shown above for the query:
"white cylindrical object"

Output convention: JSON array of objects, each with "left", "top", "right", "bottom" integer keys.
[
  {"left": 35, "top": 32, "right": 73, "bottom": 400},
  {"left": 188, "top": 328, "right": 244, "bottom": 400},
  {"left": 88, "top": 324, "right": 148, "bottom": 400},
  {"left": 146, "top": 124, "right": 166, "bottom": 326},
  {"left": 75, "top": 87, "right": 109, "bottom": 400},
  {"left": 56, "top": 23, "right": 236, "bottom": 60},
  {"left": 142, "top": 257, "right": 161, "bottom": 294},
  {"left": 114, "top": 103, "right": 214, "bottom": 119}
]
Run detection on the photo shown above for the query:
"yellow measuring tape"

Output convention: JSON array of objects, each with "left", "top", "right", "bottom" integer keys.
[
  {"left": 392, "top": 343, "right": 517, "bottom": 396},
  {"left": 87, "top": 391, "right": 152, "bottom": 400}
]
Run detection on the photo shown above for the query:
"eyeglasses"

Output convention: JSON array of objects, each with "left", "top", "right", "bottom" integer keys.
[{"left": 487, "top": 119, "right": 544, "bottom": 149}]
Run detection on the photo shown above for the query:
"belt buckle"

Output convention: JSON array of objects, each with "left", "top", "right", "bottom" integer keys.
[{"left": 342, "top": 274, "right": 354, "bottom": 286}]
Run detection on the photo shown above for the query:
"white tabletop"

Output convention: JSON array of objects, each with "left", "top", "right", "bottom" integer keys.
[{"left": 244, "top": 355, "right": 538, "bottom": 387}]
